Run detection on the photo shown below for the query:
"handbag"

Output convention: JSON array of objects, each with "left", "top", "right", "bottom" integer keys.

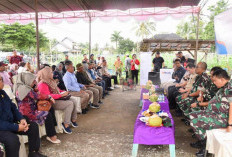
[
  {"left": 134, "top": 63, "right": 139, "bottom": 70},
  {"left": 37, "top": 100, "right": 52, "bottom": 111},
  {"left": 58, "top": 93, "right": 71, "bottom": 100}
]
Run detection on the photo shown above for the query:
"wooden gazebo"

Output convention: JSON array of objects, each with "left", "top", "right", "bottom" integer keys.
[{"left": 140, "top": 33, "right": 215, "bottom": 61}]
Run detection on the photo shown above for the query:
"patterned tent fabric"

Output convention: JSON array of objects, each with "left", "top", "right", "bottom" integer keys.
[
  {"left": 0, "top": 7, "right": 200, "bottom": 24},
  {"left": 0, "top": 0, "right": 200, "bottom": 14}
]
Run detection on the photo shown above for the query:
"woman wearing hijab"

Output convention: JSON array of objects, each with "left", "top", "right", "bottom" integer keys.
[
  {"left": 53, "top": 63, "right": 66, "bottom": 90},
  {"left": 37, "top": 67, "right": 79, "bottom": 134},
  {"left": 14, "top": 72, "right": 61, "bottom": 144},
  {"left": 0, "top": 75, "right": 47, "bottom": 157}
]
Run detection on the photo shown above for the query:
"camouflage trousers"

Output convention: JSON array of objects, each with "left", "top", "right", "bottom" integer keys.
[
  {"left": 176, "top": 95, "right": 197, "bottom": 117},
  {"left": 189, "top": 111, "right": 227, "bottom": 140}
]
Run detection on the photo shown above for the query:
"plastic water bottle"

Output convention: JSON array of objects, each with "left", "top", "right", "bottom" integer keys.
[{"left": 161, "top": 94, "right": 165, "bottom": 102}]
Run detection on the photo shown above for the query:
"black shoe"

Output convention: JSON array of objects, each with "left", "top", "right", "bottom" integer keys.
[
  {"left": 184, "top": 120, "right": 190, "bottom": 126},
  {"left": 192, "top": 133, "right": 197, "bottom": 139},
  {"left": 107, "top": 88, "right": 113, "bottom": 91},
  {"left": 196, "top": 148, "right": 206, "bottom": 157},
  {"left": 190, "top": 140, "right": 204, "bottom": 149},
  {"left": 188, "top": 128, "right": 194, "bottom": 133},
  {"left": 181, "top": 118, "right": 186, "bottom": 122},
  {"left": 85, "top": 108, "right": 89, "bottom": 111},
  {"left": 28, "top": 152, "right": 47, "bottom": 157},
  {"left": 102, "top": 96, "right": 105, "bottom": 99},
  {"left": 90, "top": 104, "right": 100, "bottom": 109},
  {"left": 82, "top": 109, "right": 87, "bottom": 114},
  {"left": 98, "top": 101, "right": 103, "bottom": 104}
]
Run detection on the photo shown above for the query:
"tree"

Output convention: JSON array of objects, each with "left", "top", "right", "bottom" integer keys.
[
  {"left": 134, "top": 21, "right": 156, "bottom": 39},
  {"left": 78, "top": 42, "right": 89, "bottom": 54},
  {"left": 176, "top": 16, "right": 205, "bottom": 39},
  {"left": 0, "top": 23, "right": 49, "bottom": 51},
  {"left": 118, "top": 38, "right": 135, "bottom": 54},
  {"left": 110, "top": 31, "right": 123, "bottom": 49},
  {"left": 204, "top": 0, "right": 228, "bottom": 39}
]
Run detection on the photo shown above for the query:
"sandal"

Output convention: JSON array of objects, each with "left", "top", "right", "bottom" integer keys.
[{"left": 46, "top": 136, "right": 61, "bottom": 144}]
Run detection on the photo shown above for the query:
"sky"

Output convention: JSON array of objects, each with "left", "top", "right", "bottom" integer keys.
[{"left": 39, "top": 0, "right": 232, "bottom": 49}]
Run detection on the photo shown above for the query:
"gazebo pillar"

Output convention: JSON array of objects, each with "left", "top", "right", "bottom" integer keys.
[
  {"left": 194, "top": 8, "right": 201, "bottom": 62},
  {"left": 89, "top": 16, "right": 92, "bottom": 58}
]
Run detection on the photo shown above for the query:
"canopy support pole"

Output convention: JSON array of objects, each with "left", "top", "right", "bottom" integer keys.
[
  {"left": 89, "top": 16, "right": 92, "bottom": 58},
  {"left": 194, "top": 8, "right": 200, "bottom": 61},
  {"left": 35, "top": 0, "right": 40, "bottom": 71}
]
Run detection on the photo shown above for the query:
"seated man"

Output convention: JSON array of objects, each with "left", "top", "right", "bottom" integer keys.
[
  {"left": 86, "top": 63, "right": 104, "bottom": 96},
  {"left": 176, "top": 62, "right": 210, "bottom": 125},
  {"left": 63, "top": 61, "right": 98, "bottom": 112},
  {"left": 101, "top": 59, "right": 118, "bottom": 89},
  {"left": 171, "top": 59, "right": 186, "bottom": 84},
  {"left": 76, "top": 63, "right": 103, "bottom": 106},
  {"left": 189, "top": 69, "right": 232, "bottom": 156},
  {"left": 0, "top": 76, "right": 46, "bottom": 157},
  {"left": 188, "top": 67, "right": 221, "bottom": 118},
  {"left": 168, "top": 63, "right": 197, "bottom": 111}
]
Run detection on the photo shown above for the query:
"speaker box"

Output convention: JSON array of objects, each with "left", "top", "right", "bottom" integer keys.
[{"left": 148, "top": 72, "right": 161, "bottom": 85}]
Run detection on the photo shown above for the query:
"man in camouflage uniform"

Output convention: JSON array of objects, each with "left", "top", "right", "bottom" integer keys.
[
  {"left": 176, "top": 62, "right": 210, "bottom": 118},
  {"left": 189, "top": 69, "right": 232, "bottom": 157},
  {"left": 186, "top": 67, "right": 221, "bottom": 118}
]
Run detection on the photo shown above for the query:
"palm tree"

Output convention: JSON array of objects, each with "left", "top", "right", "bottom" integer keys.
[
  {"left": 134, "top": 21, "right": 156, "bottom": 39},
  {"left": 110, "top": 31, "right": 123, "bottom": 49}
]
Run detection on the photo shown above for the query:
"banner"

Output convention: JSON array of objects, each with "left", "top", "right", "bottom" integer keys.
[
  {"left": 160, "top": 69, "right": 175, "bottom": 84},
  {"left": 140, "top": 52, "right": 152, "bottom": 85},
  {"left": 214, "top": 8, "right": 232, "bottom": 55}
]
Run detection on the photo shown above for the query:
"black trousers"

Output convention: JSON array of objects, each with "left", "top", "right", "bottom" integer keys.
[
  {"left": 103, "top": 76, "right": 111, "bottom": 89},
  {"left": 111, "top": 75, "right": 118, "bottom": 85},
  {"left": 131, "top": 70, "right": 139, "bottom": 84},
  {"left": 168, "top": 86, "right": 181, "bottom": 109},
  {"left": 45, "top": 112, "right": 56, "bottom": 137},
  {"left": 0, "top": 116, "right": 40, "bottom": 157}
]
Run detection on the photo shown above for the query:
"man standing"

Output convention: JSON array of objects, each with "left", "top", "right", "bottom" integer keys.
[
  {"left": 9, "top": 50, "right": 22, "bottom": 65},
  {"left": 64, "top": 55, "right": 70, "bottom": 64},
  {"left": 177, "top": 51, "right": 186, "bottom": 65},
  {"left": 89, "top": 54, "right": 96, "bottom": 64},
  {"left": 152, "top": 52, "right": 164, "bottom": 72},
  {"left": 125, "top": 55, "right": 131, "bottom": 79},
  {"left": 114, "top": 56, "right": 123, "bottom": 78},
  {"left": 63, "top": 61, "right": 98, "bottom": 113}
]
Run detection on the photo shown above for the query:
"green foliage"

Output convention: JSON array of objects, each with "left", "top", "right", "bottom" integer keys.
[
  {"left": 204, "top": 0, "right": 228, "bottom": 40},
  {"left": 118, "top": 38, "right": 135, "bottom": 54},
  {"left": 134, "top": 21, "right": 156, "bottom": 39},
  {"left": 176, "top": 16, "right": 205, "bottom": 39},
  {"left": 110, "top": 31, "right": 123, "bottom": 49},
  {"left": 78, "top": 42, "right": 89, "bottom": 54},
  {"left": 0, "top": 23, "right": 49, "bottom": 51},
  {"left": 176, "top": 0, "right": 228, "bottom": 40}
]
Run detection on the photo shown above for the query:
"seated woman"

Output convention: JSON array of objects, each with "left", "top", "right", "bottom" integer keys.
[
  {"left": 0, "top": 75, "right": 46, "bottom": 157},
  {"left": 14, "top": 72, "right": 61, "bottom": 144},
  {"left": 189, "top": 69, "right": 232, "bottom": 156},
  {"left": 37, "top": 67, "right": 80, "bottom": 134},
  {"left": 8, "top": 64, "right": 18, "bottom": 84},
  {"left": 53, "top": 63, "right": 66, "bottom": 90}
]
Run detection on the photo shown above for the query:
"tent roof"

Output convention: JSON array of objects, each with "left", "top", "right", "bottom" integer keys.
[{"left": 0, "top": 0, "right": 200, "bottom": 14}]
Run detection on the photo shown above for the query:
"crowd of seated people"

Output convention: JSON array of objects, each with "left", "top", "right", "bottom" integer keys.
[
  {"left": 0, "top": 52, "right": 121, "bottom": 157},
  {"left": 165, "top": 52, "right": 232, "bottom": 157}
]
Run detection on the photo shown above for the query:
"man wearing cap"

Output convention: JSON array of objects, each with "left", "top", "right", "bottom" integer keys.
[
  {"left": 152, "top": 51, "right": 165, "bottom": 72},
  {"left": 9, "top": 50, "right": 22, "bottom": 65},
  {"left": 76, "top": 63, "right": 103, "bottom": 106}
]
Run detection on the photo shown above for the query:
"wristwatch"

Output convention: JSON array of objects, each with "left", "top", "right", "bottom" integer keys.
[
  {"left": 227, "top": 123, "right": 232, "bottom": 127},
  {"left": 196, "top": 102, "right": 200, "bottom": 107}
]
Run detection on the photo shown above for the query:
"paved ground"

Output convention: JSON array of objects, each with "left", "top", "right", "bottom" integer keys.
[{"left": 40, "top": 87, "right": 198, "bottom": 157}]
